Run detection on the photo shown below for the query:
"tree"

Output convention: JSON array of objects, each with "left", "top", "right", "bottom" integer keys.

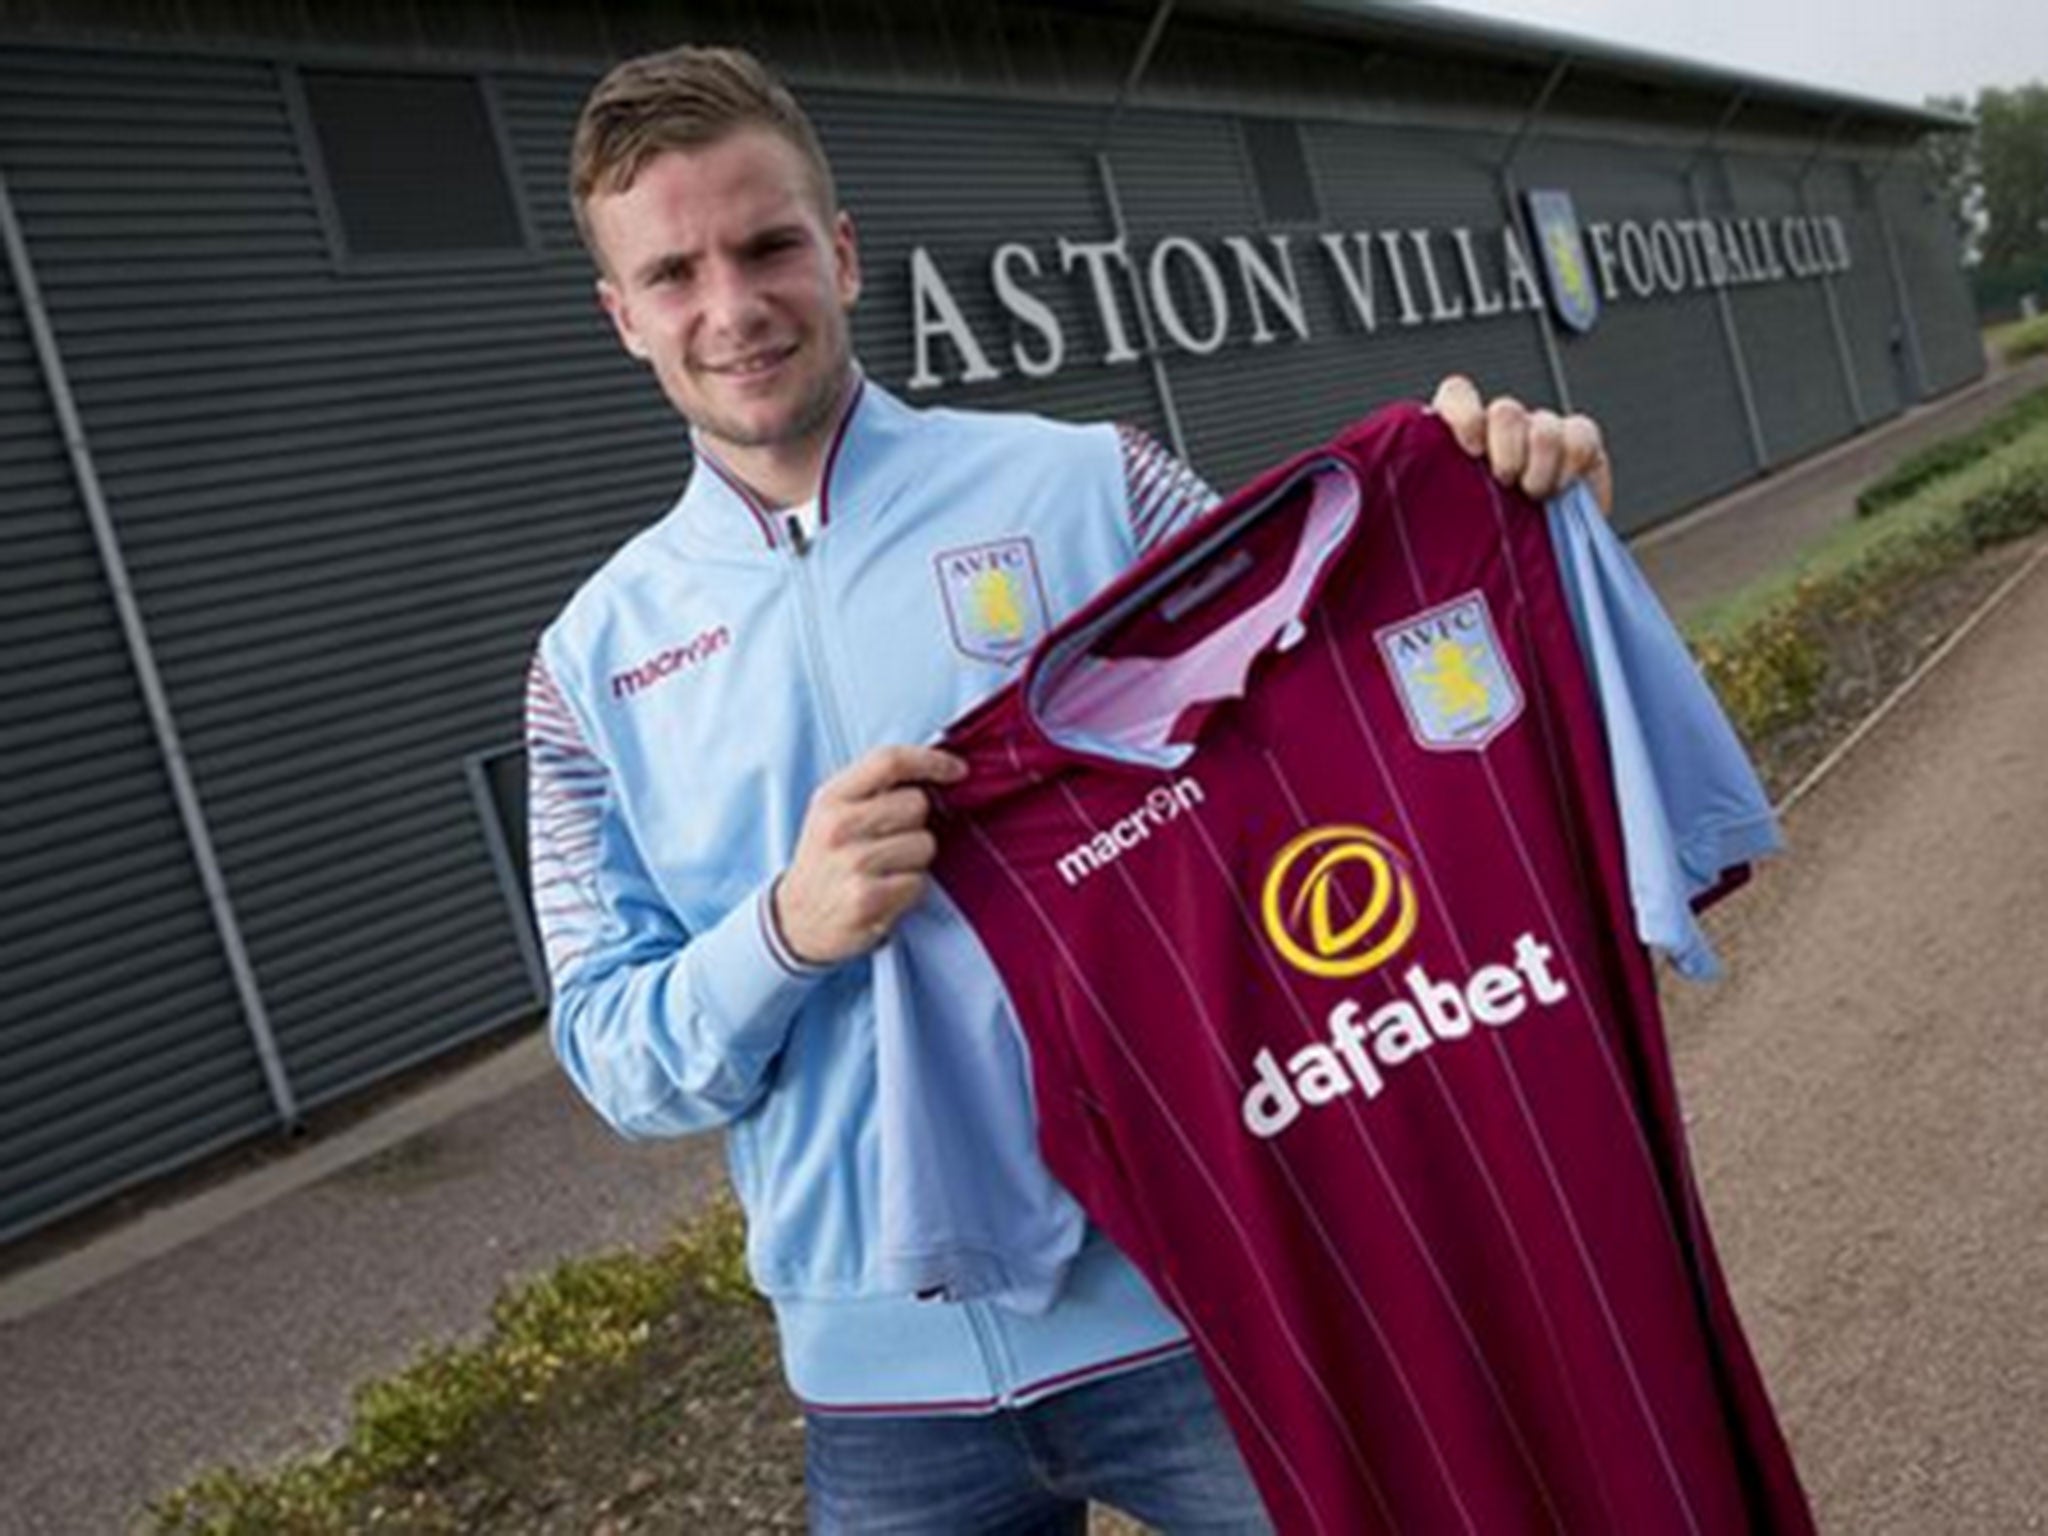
[
  {"left": 1975, "top": 83, "right": 2048, "bottom": 271},
  {"left": 1920, "top": 94, "right": 1980, "bottom": 262}
]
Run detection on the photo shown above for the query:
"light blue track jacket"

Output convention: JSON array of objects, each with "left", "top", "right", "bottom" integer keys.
[{"left": 526, "top": 377, "right": 1218, "bottom": 1410}]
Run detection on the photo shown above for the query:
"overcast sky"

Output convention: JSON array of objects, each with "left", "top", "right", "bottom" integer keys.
[{"left": 1411, "top": 0, "right": 2048, "bottom": 110}]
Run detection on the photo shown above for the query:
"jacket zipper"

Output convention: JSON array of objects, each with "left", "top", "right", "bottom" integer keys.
[
  {"left": 782, "top": 515, "right": 857, "bottom": 769},
  {"left": 782, "top": 510, "right": 1014, "bottom": 1406}
]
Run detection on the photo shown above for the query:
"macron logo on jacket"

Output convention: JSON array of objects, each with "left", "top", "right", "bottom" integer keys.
[{"left": 609, "top": 625, "right": 732, "bottom": 701}]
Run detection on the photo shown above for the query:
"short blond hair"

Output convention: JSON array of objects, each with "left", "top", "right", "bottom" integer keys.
[{"left": 570, "top": 44, "right": 837, "bottom": 262}]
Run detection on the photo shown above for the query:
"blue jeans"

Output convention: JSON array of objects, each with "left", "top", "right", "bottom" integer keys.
[{"left": 803, "top": 1348, "right": 1274, "bottom": 1534}]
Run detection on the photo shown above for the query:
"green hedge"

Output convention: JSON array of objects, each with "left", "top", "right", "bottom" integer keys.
[
  {"left": 148, "top": 1196, "right": 755, "bottom": 1535},
  {"left": 1698, "top": 426, "right": 2048, "bottom": 743},
  {"left": 1995, "top": 313, "right": 2048, "bottom": 365},
  {"left": 1855, "top": 385, "right": 2048, "bottom": 519}
]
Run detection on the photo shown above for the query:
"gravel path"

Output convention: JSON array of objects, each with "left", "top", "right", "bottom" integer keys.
[{"left": 1663, "top": 542, "right": 2048, "bottom": 1532}]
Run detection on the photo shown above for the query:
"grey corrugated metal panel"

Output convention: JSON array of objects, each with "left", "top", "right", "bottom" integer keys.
[
  {"left": 59, "top": 320, "right": 619, "bottom": 403},
  {"left": 0, "top": 1056, "right": 272, "bottom": 1202},
  {"left": 44, "top": 252, "right": 584, "bottom": 322},
  {"left": 0, "top": 234, "right": 259, "bottom": 1247},
  {"left": 0, "top": 783, "right": 198, "bottom": 875},
  {"left": 138, "top": 511, "right": 644, "bottom": 623},
  {"left": 1514, "top": 135, "right": 1757, "bottom": 525},
  {"left": 0, "top": 41, "right": 274, "bottom": 91},
  {"left": 71, "top": 345, "right": 638, "bottom": 423},
  {"left": 6, "top": 764, "right": 179, "bottom": 835},
  {"left": 0, "top": 1109, "right": 270, "bottom": 1250},
  {"left": 811, "top": 84, "right": 1171, "bottom": 430},
  {"left": 28, "top": 209, "right": 319, "bottom": 246},
  {"left": 268, "top": 935, "right": 532, "bottom": 1064},
  {"left": 1105, "top": 112, "right": 1269, "bottom": 233},
  {"left": 83, "top": 371, "right": 658, "bottom": 484},
  {"left": 0, "top": 116, "right": 299, "bottom": 155},
  {"left": 114, "top": 476, "right": 667, "bottom": 611},
  {"left": 813, "top": 85, "right": 1164, "bottom": 431},
  {"left": 1306, "top": 119, "right": 1516, "bottom": 227},
  {"left": 95, "top": 419, "right": 667, "bottom": 523},
  {"left": 1, "top": 974, "right": 255, "bottom": 1112},
  {"left": 92, "top": 380, "right": 656, "bottom": 473},
  {"left": 50, "top": 274, "right": 590, "bottom": 351},
  {"left": 142, "top": 558, "right": 629, "bottom": 673},
  {"left": 260, "top": 888, "right": 523, "bottom": 1012},
  {"left": 1720, "top": 155, "right": 1857, "bottom": 465},
  {"left": 64, "top": 350, "right": 631, "bottom": 436},
  {"left": 4, "top": 958, "right": 238, "bottom": 1075},
  {"left": 178, "top": 670, "right": 534, "bottom": 788},
  {"left": 195, "top": 755, "right": 516, "bottom": 872},
  {"left": 285, "top": 980, "right": 536, "bottom": 1113},
  {"left": 0, "top": 848, "right": 207, "bottom": 970},
  {"left": 118, "top": 479, "right": 663, "bottom": 604},
  {"left": 1878, "top": 166, "right": 1982, "bottom": 397},
  {"left": 0, "top": 163, "right": 310, "bottom": 201},
  {"left": 1810, "top": 162, "right": 1902, "bottom": 422},
  {"left": 0, "top": 85, "right": 284, "bottom": 128}
]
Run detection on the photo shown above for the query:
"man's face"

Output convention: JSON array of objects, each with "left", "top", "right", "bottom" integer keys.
[{"left": 591, "top": 127, "right": 860, "bottom": 466}]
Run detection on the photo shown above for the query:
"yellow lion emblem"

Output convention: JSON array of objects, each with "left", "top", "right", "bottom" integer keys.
[{"left": 970, "top": 569, "right": 1026, "bottom": 642}]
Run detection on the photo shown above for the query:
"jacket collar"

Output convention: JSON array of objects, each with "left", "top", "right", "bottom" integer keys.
[{"left": 668, "top": 369, "right": 916, "bottom": 557}]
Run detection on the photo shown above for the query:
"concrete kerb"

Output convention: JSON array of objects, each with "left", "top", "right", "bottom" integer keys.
[{"left": 0, "top": 1033, "right": 557, "bottom": 1325}]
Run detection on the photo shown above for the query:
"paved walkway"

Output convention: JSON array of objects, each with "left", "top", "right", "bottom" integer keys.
[
  {"left": 1634, "top": 352, "right": 2048, "bottom": 619},
  {"left": 2, "top": 359, "right": 2044, "bottom": 1535}
]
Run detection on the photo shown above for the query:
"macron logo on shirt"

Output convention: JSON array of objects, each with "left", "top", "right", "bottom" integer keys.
[{"left": 610, "top": 625, "right": 732, "bottom": 701}]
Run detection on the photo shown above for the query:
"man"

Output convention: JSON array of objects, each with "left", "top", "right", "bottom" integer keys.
[{"left": 529, "top": 43, "right": 1614, "bottom": 1533}]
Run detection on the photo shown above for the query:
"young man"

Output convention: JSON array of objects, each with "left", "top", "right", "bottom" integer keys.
[{"left": 530, "top": 44, "right": 1614, "bottom": 1533}]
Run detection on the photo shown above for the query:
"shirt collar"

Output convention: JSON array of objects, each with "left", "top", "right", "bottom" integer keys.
[{"left": 673, "top": 369, "right": 911, "bottom": 555}]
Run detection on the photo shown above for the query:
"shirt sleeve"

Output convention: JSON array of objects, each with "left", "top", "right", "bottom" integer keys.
[
  {"left": 1117, "top": 424, "right": 1222, "bottom": 554},
  {"left": 525, "top": 649, "right": 830, "bottom": 1137},
  {"left": 1544, "top": 481, "right": 1783, "bottom": 981}
]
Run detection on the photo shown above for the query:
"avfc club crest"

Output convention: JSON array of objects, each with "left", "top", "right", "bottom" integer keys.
[
  {"left": 1375, "top": 591, "right": 1524, "bottom": 751},
  {"left": 933, "top": 536, "right": 1052, "bottom": 665},
  {"left": 1523, "top": 188, "right": 1601, "bottom": 335}
]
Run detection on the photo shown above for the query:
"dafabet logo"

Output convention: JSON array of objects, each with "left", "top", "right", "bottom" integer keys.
[
  {"left": 1244, "top": 822, "right": 1573, "bottom": 1140},
  {"left": 1259, "top": 825, "right": 1419, "bottom": 979}
]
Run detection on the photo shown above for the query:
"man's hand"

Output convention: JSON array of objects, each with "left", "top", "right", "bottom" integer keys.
[
  {"left": 773, "top": 745, "right": 967, "bottom": 966},
  {"left": 1429, "top": 374, "right": 1614, "bottom": 519}
]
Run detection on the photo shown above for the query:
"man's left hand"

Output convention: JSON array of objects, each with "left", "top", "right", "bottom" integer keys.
[{"left": 1429, "top": 374, "right": 1614, "bottom": 519}]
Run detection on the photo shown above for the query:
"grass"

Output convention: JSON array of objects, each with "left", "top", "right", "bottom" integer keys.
[{"left": 1986, "top": 312, "right": 2048, "bottom": 365}]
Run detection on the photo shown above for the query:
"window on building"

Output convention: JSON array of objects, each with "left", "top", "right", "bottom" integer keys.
[
  {"left": 298, "top": 69, "right": 526, "bottom": 259},
  {"left": 1241, "top": 117, "right": 1321, "bottom": 226}
]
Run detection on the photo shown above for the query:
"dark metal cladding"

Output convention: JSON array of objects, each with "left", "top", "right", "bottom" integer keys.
[{"left": 0, "top": 0, "right": 1987, "bottom": 1244}]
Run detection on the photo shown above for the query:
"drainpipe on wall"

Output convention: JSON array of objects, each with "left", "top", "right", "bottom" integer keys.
[
  {"left": 0, "top": 171, "right": 302, "bottom": 1133},
  {"left": 1088, "top": 0, "right": 1192, "bottom": 465},
  {"left": 1497, "top": 54, "right": 1576, "bottom": 414},
  {"left": 1865, "top": 138, "right": 1932, "bottom": 404},
  {"left": 1686, "top": 89, "right": 1772, "bottom": 471},
  {"left": 1796, "top": 109, "right": 1867, "bottom": 426}
]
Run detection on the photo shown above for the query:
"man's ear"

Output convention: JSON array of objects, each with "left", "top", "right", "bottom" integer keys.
[
  {"left": 833, "top": 209, "right": 862, "bottom": 310},
  {"left": 596, "top": 276, "right": 651, "bottom": 363}
]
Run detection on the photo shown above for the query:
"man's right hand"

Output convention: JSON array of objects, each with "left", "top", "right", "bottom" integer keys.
[{"left": 772, "top": 745, "right": 968, "bottom": 966}]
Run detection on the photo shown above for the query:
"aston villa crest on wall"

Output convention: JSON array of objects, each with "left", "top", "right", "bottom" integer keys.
[{"left": 1523, "top": 188, "right": 1602, "bottom": 335}]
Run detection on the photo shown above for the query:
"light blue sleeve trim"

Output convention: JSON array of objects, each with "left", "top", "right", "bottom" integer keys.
[{"left": 1546, "top": 482, "right": 1783, "bottom": 981}]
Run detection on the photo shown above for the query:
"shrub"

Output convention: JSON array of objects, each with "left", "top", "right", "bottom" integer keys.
[
  {"left": 1958, "top": 461, "right": 2048, "bottom": 547},
  {"left": 1996, "top": 313, "right": 2048, "bottom": 365},
  {"left": 149, "top": 1192, "right": 756, "bottom": 1534},
  {"left": 1855, "top": 385, "right": 2048, "bottom": 518}
]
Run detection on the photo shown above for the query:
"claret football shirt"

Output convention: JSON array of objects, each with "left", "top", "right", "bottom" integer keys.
[{"left": 929, "top": 405, "right": 1812, "bottom": 1534}]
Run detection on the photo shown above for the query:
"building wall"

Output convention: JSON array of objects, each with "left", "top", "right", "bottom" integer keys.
[{"left": 0, "top": 16, "right": 1986, "bottom": 1243}]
